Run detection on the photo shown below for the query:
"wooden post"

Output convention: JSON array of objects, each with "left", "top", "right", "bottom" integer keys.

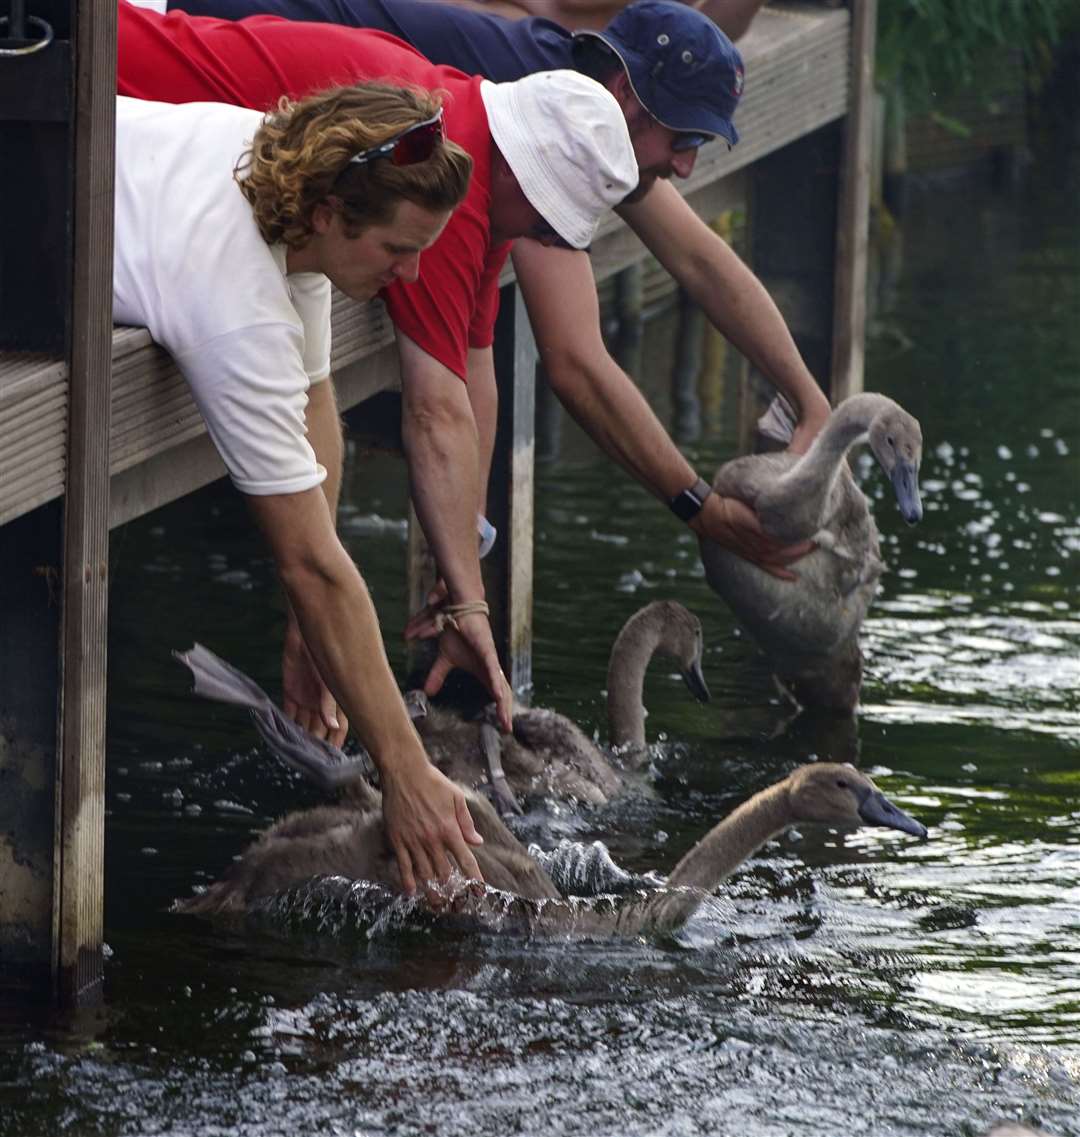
[
  {"left": 0, "top": 0, "right": 115, "bottom": 1004},
  {"left": 670, "top": 288, "right": 705, "bottom": 443},
  {"left": 55, "top": 0, "right": 116, "bottom": 1005},
  {"left": 611, "top": 263, "right": 644, "bottom": 377},
  {"left": 534, "top": 362, "right": 564, "bottom": 462},
  {"left": 0, "top": 504, "right": 63, "bottom": 996},
  {"left": 831, "top": 0, "right": 877, "bottom": 403},
  {"left": 485, "top": 283, "right": 536, "bottom": 699}
]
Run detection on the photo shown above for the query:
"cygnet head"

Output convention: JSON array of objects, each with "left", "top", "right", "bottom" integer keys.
[
  {"left": 869, "top": 406, "right": 923, "bottom": 525},
  {"left": 650, "top": 600, "right": 711, "bottom": 703},
  {"left": 786, "top": 763, "right": 927, "bottom": 837}
]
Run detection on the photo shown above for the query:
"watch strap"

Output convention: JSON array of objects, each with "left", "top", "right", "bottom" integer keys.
[{"left": 668, "top": 476, "right": 712, "bottom": 523}]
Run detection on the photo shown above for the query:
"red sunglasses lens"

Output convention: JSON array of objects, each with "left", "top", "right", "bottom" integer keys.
[{"left": 389, "top": 117, "right": 445, "bottom": 166}]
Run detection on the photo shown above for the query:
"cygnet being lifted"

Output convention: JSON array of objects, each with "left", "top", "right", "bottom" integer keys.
[{"left": 699, "top": 392, "right": 923, "bottom": 713}]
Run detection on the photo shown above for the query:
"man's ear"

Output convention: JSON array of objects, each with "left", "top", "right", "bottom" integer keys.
[
  {"left": 311, "top": 199, "right": 337, "bottom": 235},
  {"left": 608, "top": 68, "right": 635, "bottom": 109},
  {"left": 490, "top": 148, "right": 513, "bottom": 187}
]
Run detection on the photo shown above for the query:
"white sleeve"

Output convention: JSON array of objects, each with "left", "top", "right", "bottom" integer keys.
[
  {"left": 175, "top": 322, "right": 328, "bottom": 497},
  {"left": 288, "top": 273, "right": 333, "bottom": 384}
]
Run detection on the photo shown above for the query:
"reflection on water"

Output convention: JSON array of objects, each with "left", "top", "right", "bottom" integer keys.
[{"left": 2, "top": 161, "right": 1080, "bottom": 1135}]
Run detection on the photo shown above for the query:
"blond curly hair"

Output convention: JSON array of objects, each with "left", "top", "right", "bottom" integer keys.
[{"left": 236, "top": 83, "right": 473, "bottom": 247}]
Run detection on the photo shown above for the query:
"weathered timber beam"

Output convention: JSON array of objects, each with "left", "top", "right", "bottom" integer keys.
[{"left": 830, "top": 0, "right": 877, "bottom": 402}]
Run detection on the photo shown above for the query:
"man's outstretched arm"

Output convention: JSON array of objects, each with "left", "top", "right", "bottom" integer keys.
[
  {"left": 280, "top": 375, "right": 349, "bottom": 746},
  {"left": 512, "top": 239, "right": 811, "bottom": 580},
  {"left": 617, "top": 178, "right": 832, "bottom": 454},
  {"left": 491, "top": 0, "right": 764, "bottom": 39},
  {"left": 397, "top": 332, "right": 513, "bottom": 729},
  {"left": 245, "top": 484, "right": 485, "bottom": 894}
]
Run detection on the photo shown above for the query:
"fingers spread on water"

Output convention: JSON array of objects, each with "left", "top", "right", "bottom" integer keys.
[
  {"left": 455, "top": 794, "right": 484, "bottom": 846},
  {"left": 423, "top": 656, "right": 452, "bottom": 697},
  {"left": 393, "top": 841, "right": 417, "bottom": 896},
  {"left": 450, "top": 838, "right": 483, "bottom": 884},
  {"left": 429, "top": 846, "right": 455, "bottom": 884},
  {"left": 320, "top": 695, "right": 341, "bottom": 734},
  {"left": 411, "top": 845, "right": 437, "bottom": 895}
]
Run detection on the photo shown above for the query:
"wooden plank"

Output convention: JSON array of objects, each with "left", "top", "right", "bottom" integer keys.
[
  {"left": 108, "top": 341, "right": 402, "bottom": 528},
  {"left": 54, "top": 0, "right": 116, "bottom": 1007},
  {"left": 0, "top": 396, "right": 67, "bottom": 457},
  {"left": 0, "top": 352, "right": 67, "bottom": 398},
  {"left": 830, "top": 0, "right": 876, "bottom": 403}
]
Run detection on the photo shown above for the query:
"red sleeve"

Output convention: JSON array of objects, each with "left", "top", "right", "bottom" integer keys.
[
  {"left": 381, "top": 206, "right": 491, "bottom": 382},
  {"left": 468, "top": 241, "right": 512, "bottom": 350},
  {"left": 118, "top": 3, "right": 435, "bottom": 108}
]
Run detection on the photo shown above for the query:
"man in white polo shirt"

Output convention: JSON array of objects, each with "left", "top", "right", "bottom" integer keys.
[{"left": 114, "top": 75, "right": 637, "bottom": 892}]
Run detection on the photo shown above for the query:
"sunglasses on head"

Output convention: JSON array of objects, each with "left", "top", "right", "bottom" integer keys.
[{"left": 348, "top": 108, "right": 445, "bottom": 168}]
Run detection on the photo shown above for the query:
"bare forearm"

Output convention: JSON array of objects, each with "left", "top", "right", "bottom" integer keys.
[
  {"left": 305, "top": 376, "right": 344, "bottom": 518},
  {"left": 620, "top": 184, "right": 830, "bottom": 427},
  {"left": 247, "top": 492, "right": 421, "bottom": 765},
  {"left": 514, "top": 241, "right": 700, "bottom": 503},
  {"left": 286, "top": 377, "right": 345, "bottom": 643},
  {"left": 546, "top": 349, "right": 697, "bottom": 502},
  {"left": 514, "top": 0, "right": 623, "bottom": 28},
  {"left": 690, "top": 0, "right": 765, "bottom": 40},
  {"left": 288, "top": 562, "right": 417, "bottom": 759},
  {"left": 691, "top": 252, "right": 825, "bottom": 417},
  {"left": 466, "top": 347, "right": 498, "bottom": 516},
  {"left": 398, "top": 335, "right": 486, "bottom": 604},
  {"left": 404, "top": 412, "right": 485, "bottom": 601}
]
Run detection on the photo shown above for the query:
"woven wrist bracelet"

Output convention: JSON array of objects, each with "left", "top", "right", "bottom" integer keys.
[{"left": 432, "top": 600, "right": 490, "bottom": 633}]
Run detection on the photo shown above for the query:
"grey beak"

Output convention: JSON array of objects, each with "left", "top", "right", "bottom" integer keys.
[
  {"left": 891, "top": 459, "right": 923, "bottom": 525},
  {"left": 404, "top": 689, "right": 429, "bottom": 721},
  {"left": 681, "top": 659, "right": 711, "bottom": 704},
  {"left": 858, "top": 789, "right": 928, "bottom": 838}
]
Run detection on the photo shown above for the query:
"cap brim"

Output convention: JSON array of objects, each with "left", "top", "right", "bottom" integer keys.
[{"left": 572, "top": 30, "right": 739, "bottom": 146}]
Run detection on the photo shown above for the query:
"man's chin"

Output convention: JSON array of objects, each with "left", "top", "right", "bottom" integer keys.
[
  {"left": 340, "top": 282, "right": 378, "bottom": 302},
  {"left": 621, "top": 175, "right": 659, "bottom": 205}
]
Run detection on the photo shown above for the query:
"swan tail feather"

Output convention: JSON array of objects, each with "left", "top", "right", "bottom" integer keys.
[
  {"left": 756, "top": 395, "right": 797, "bottom": 446},
  {"left": 174, "top": 643, "right": 373, "bottom": 795}
]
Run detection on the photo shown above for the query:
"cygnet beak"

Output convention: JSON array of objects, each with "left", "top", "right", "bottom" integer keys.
[
  {"left": 858, "top": 789, "right": 928, "bottom": 838},
  {"left": 891, "top": 459, "right": 923, "bottom": 525},
  {"left": 681, "top": 660, "right": 711, "bottom": 704}
]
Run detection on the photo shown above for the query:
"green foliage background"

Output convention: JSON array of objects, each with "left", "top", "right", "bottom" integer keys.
[{"left": 876, "top": 0, "right": 1080, "bottom": 113}]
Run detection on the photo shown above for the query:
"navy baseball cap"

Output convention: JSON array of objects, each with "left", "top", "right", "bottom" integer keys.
[{"left": 573, "top": 0, "right": 744, "bottom": 146}]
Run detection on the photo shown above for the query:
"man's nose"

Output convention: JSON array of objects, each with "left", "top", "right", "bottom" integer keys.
[
  {"left": 671, "top": 148, "right": 698, "bottom": 179},
  {"left": 396, "top": 251, "right": 421, "bottom": 283}
]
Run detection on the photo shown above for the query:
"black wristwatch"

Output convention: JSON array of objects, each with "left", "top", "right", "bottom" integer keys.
[{"left": 668, "top": 476, "right": 712, "bottom": 523}]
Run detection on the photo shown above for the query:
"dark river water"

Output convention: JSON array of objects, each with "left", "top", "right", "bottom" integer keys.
[{"left": 2, "top": 150, "right": 1079, "bottom": 1136}]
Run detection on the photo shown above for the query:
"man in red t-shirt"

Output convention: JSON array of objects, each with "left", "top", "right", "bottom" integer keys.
[
  {"left": 116, "top": 2, "right": 639, "bottom": 888},
  {"left": 120, "top": 8, "right": 545, "bottom": 384}
]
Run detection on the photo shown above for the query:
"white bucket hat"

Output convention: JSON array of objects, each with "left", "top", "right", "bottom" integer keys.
[{"left": 480, "top": 71, "right": 638, "bottom": 249}]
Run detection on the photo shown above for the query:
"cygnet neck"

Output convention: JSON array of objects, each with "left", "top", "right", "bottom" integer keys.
[{"left": 606, "top": 612, "right": 665, "bottom": 751}]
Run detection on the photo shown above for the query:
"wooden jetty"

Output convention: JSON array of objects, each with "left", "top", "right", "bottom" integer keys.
[{"left": 0, "top": 0, "right": 876, "bottom": 1004}]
